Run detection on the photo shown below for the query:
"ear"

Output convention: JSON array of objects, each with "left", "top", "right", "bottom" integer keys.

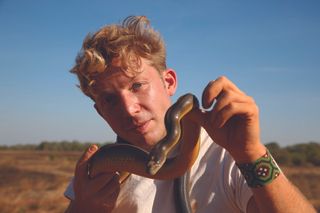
[{"left": 162, "top": 69, "right": 177, "bottom": 96}]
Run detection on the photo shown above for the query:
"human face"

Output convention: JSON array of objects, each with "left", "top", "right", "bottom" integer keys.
[{"left": 91, "top": 58, "right": 177, "bottom": 151}]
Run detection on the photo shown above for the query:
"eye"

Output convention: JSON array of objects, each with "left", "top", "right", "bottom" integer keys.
[{"left": 131, "top": 82, "right": 143, "bottom": 92}]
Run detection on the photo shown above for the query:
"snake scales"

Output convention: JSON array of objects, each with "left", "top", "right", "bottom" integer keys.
[{"left": 87, "top": 93, "right": 200, "bottom": 213}]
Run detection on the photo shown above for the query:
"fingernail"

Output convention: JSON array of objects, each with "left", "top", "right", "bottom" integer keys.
[{"left": 89, "top": 145, "right": 97, "bottom": 152}]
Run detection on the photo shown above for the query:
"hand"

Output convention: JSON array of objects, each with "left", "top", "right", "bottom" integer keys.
[
  {"left": 191, "top": 76, "right": 266, "bottom": 163},
  {"left": 70, "top": 145, "right": 121, "bottom": 213}
]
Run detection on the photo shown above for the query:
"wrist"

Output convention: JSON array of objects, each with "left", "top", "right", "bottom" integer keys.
[
  {"left": 231, "top": 143, "right": 266, "bottom": 164},
  {"left": 236, "top": 149, "right": 281, "bottom": 188}
]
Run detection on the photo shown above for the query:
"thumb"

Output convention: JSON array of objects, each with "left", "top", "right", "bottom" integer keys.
[{"left": 76, "top": 144, "right": 99, "bottom": 176}]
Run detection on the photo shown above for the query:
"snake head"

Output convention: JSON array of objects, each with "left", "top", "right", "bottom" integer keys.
[{"left": 147, "top": 148, "right": 167, "bottom": 175}]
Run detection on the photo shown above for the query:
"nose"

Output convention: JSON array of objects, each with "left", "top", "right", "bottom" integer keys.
[{"left": 120, "top": 92, "right": 140, "bottom": 116}]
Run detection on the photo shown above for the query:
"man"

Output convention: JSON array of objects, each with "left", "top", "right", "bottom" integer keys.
[{"left": 65, "top": 16, "right": 315, "bottom": 212}]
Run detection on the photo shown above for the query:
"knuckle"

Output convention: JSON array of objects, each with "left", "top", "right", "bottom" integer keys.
[
  {"left": 246, "top": 95, "right": 254, "bottom": 103},
  {"left": 243, "top": 95, "right": 256, "bottom": 106},
  {"left": 227, "top": 102, "right": 237, "bottom": 111},
  {"left": 248, "top": 102, "right": 259, "bottom": 116},
  {"left": 218, "top": 75, "right": 227, "bottom": 81},
  {"left": 216, "top": 76, "right": 228, "bottom": 84},
  {"left": 247, "top": 96, "right": 259, "bottom": 110}
]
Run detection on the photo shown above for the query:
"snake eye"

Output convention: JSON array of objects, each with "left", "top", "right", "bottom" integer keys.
[{"left": 147, "top": 148, "right": 167, "bottom": 175}]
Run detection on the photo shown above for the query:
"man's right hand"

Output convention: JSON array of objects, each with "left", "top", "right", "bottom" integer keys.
[{"left": 66, "top": 145, "right": 121, "bottom": 213}]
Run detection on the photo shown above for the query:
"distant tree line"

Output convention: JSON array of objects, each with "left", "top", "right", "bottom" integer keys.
[
  {"left": 266, "top": 142, "right": 320, "bottom": 166},
  {"left": 1, "top": 140, "right": 319, "bottom": 166},
  {"left": 0, "top": 140, "right": 109, "bottom": 152}
]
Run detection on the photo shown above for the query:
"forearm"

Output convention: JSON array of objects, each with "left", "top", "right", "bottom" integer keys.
[
  {"left": 233, "top": 145, "right": 316, "bottom": 212},
  {"left": 195, "top": 77, "right": 316, "bottom": 212},
  {"left": 248, "top": 173, "right": 316, "bottom": 213}
]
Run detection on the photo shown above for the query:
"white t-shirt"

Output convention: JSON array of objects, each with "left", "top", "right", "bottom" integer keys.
[{"left": 64, "top": 128, "right": 253, "bottom": 212}]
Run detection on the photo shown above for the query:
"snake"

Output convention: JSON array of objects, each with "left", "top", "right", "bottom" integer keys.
[{"left": 87, "top": 93, "right": 201, "bottom": 212}]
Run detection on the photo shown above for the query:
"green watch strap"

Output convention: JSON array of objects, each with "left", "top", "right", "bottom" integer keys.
[{"left": 236, "top": 149, "right": 281, "bottom": 188}]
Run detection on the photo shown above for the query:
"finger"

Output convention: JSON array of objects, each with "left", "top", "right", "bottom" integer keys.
[
  {"left": 76, "top": 144, "right": 99, "bottom": 177},
  {"left": 202, "top": 76, "right": 243, "bottom": 109},
  {"left": 202, "top": 80, "right": 219, "bottom": 109},
  {"left": 213, "top": 92, "right": 254, "bottom": 114},
  {"left": 87, "top": 172, "right": 119, "bottom": 194},
  {"left": 97, "top": 173, "right": 121, "bottom": 199},
  {"left": 215, "top": 102, "right": 258, "bottom": 128}
]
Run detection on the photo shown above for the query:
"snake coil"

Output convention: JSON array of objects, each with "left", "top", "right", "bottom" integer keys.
[{"left": 87, "top": 93, "right": 200, "bottom": 212}]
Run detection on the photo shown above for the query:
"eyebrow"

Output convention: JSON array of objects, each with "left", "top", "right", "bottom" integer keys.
[{"left": 92, "top": 69, "right": 148, "bottom": 95}]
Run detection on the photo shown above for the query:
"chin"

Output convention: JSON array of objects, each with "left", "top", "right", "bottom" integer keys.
[
  {"left": 134, "top": 138, "right": 155, "bottom": 151},
  {"left": 132, "top": 134, "right": 159, "bottom": 151},
  {"left": 122, "top": 128, "right": 165, "bottom": 151}
]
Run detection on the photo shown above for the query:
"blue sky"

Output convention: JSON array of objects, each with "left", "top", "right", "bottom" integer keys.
[{"left": 0, "top": 0, "right": 319, "bottom": 146}]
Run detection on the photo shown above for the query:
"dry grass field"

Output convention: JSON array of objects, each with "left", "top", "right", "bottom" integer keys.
[
  {"left": 0, "top": 150, "right": 79, "bottom": 213},
  {"left": 0, "top": 150, "right": 319, "bottom": 213}
]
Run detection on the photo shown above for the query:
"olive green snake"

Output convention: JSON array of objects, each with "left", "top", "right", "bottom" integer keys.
[{"left": 87, "top": 93, "right": 200, "bottom": 213}]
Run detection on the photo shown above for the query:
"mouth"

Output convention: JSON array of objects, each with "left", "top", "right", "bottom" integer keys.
[
  {"left": 128, "top": 120, "right": 151, "bottom": 134},
  {"left": 135, "top": 120, "right": 151, "bottom": 134}
]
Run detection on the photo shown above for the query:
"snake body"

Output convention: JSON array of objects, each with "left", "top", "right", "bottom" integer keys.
[
  {"left": 87, "top": 93, "right": 200, "bottom": 211},
  {"left": 146, "top": 93, "right": 199, "bottom": 175},
  {"left": 88, "top": 93, "right": 200, "bottom": 179}
]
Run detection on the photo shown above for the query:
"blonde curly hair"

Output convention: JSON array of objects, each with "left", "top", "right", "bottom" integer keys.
[{"left": 70, "top": 15, "right": 167, "bottom": 98}]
